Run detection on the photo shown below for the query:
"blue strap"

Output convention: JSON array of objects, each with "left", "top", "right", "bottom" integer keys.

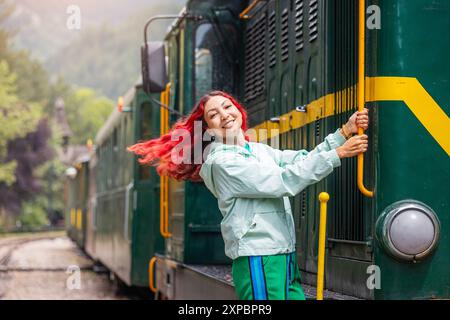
[
  {"left": 286, "top": 254, "right": 290, "bottom": 299},
  {"left": 249, "top": 256, "right": 267, "bottom": 300}
]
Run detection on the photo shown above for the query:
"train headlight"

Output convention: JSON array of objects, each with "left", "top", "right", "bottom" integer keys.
[
  {"left": 376, "top": 200, "right": 440, "bottom": 262},
  {"left": 65, "top": 167, "right": 77, "bottom": 179}
]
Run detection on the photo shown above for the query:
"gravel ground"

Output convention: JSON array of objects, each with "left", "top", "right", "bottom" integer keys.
[{"left": 0, "top": 235, "right": 131, "bottom": 300}]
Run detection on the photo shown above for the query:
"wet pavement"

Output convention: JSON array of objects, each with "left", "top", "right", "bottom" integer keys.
[{"left": 0, "top": 232, "right": 132, "bottom": 300}]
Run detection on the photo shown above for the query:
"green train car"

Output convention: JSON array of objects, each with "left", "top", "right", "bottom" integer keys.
[
  {"left": 65, "top": 0, "right": 449, "bottom": 300},
  {"left": 141, "top": 0, "right": 449, "bottom": 299},
  {"left": 65, "top": 160, "right": 89, "bottom": 248}
]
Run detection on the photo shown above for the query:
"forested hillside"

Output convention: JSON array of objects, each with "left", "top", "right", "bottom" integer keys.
[{"left": 5, "top": 0, "right": 185, "bottom": 98}]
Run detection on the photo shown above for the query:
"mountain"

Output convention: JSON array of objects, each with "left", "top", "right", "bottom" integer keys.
[
  {"left": 2, "top": 0, "right": 186, "bottom": 99},
  {"left": 4, "top": 0, "right": 184, "bottom": 61}
]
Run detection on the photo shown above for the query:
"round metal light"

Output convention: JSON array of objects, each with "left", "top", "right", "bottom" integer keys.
[
  {"left": 376, "top": 200, "right": 440, "bottom": 262},
  {"left": 65, "top": 167, "right": 77, "bottom": 179}
]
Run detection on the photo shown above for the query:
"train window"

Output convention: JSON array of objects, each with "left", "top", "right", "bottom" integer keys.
[
  {"left": 139, "top": 102, "right": 153, "bottom": 180},
  {"left": 140, "top": 102, "right": 153, "bottom": 140},
  {"left": 113, "top": 128, "right": 118, "bottom": 152},
  {"left": 194, "top": 23, "right": 236, "bottom": 102}
]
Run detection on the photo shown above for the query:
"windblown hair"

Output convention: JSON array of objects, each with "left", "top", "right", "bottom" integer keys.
[{"left": 127, "top": 91, "right": 248, "bottom": 182}]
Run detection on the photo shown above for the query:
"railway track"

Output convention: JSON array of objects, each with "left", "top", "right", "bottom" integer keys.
[{"left": 0, "top": 232, "right": 66, "bottom": 271}]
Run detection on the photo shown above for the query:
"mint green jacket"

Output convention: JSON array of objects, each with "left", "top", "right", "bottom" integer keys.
[{"left": 199, "top": 129, "right": 346, "bottom": 260}]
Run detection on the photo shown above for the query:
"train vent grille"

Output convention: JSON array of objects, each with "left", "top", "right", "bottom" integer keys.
[
  {"left": 244, "top": 12, "right": 267, "bottom": 102},
  {"left": 315, "top": 118, "right": 320, "bottom": 138},
  {"left": 300, "top": 190, "right": 307, "bottom": 217},
  {"left": 308, "top": 0, "right": 319, "bottom": 42},
  {"left": 281, "top": 8, "right": 289, "bottom": 62},
  {"left": 295, "top": 0, "right": 304, "bottom": 51},
  {"left": 268, "top": 10, "right": 276, "bottom": 68}
]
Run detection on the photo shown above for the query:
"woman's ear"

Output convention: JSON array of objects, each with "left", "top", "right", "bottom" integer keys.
[{"left": 204, "top": 129, "right": 215, "bottom": 141}]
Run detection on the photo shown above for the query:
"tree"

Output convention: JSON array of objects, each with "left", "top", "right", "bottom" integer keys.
[
  {"left": 0, "top": 117, "right": 53, "bottom": 226},
  {"left": 0, "top": 60, "right": 40, "bottom": 187},
  {"left": 64, "top": 88, "right": 114, "bottom": 145}
]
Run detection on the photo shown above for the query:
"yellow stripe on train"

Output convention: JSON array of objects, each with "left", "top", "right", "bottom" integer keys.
[{"left": 250, "top": 77, "right": 450, "bottom": 157}]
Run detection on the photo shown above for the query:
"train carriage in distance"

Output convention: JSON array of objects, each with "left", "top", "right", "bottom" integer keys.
[{"left": 65, "top": 0, "right": 449, "bottom": 300}]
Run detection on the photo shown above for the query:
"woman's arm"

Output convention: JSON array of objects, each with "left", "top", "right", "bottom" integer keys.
[
  {"left": 263, "top": 128, "right": 346, "bottom": 167},
  {"left": 208, "top": 149, "right": 340, "bottom": 199},
  {"left": 207, "top": 133, "right": 368, "bottom": 199},
  {"left": 264, "top": 108, "right": 369, "bottom": 166}
]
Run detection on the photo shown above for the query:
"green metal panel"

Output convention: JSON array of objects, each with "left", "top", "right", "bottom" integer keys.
[
  {"left": 372, "top": 0, "right": 450, "bottom": 299},
  {"left": 292, "top": 0, "right": 328, "bottom": 283},
  {"left": 183, "top": 182, "right": 230, "bottom": 264},
  {"left": 131, "top": 88, "right": 164, "bottom": 287}
]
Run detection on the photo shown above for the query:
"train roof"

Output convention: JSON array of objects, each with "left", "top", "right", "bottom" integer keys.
[{"left": 94, "top": 78, "right": 141, "bottom": 147}]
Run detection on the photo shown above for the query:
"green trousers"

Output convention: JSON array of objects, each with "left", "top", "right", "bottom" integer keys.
[{"left": 232, "top": 252, "right": 306, "bottom": 300}]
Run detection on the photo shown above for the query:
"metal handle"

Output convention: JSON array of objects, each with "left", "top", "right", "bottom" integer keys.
[
  {"left": 159, "top": 84, "right": 172, "bottom": 238},
  {"left": 239, "top": 0, "right": 263, "bottom": 20},
  {"left": 91, "top": 197, "right": 97, "bottom": 230},
  {"left": 357, "top": 0, "right": 373, "bottom": 198},
  {"left": 317, "top": 192, "right": 330, "bottom": 300},
  {"left": 148, "top": 257, "right": 157, "bottom": 293},
  {"left": 123, "top": 182, "right": 133, "bottom": 241},
  {"left": 133, "top": 190, "right": 137, "bottom": 211}
]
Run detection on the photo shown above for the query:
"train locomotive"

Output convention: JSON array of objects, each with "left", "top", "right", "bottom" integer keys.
[{"left": 65, "top": 0, "right": 450, "bottom": 299}]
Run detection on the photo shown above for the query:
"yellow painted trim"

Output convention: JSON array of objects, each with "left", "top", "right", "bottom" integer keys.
[
  {"left": 251, "top": 86, "right": 356, "bottom": 140},
  {"left": 250, "top": 77, "right": 450, "bottom": 157},
  {"left": 70, "top": 208, "right": 75, "bottom": 226},
  {"left": 76, "top": 209, "right": 82, "bottom": 230},
  {"left": 317, "top": 192, "right": 330, "bottom": 301},
  {"left": 366, "top": 77, "right": 450, "bottom": 156}
]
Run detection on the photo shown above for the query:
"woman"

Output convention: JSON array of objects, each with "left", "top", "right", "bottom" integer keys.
[{"left": 128, "top": 91, "right": 369, "bottom": 300}]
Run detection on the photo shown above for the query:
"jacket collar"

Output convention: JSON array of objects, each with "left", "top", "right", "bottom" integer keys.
[{"left": 208, "top": 141, "right": 254, "bottom": 159}]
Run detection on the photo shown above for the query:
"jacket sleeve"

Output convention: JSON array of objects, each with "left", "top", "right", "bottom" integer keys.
[
  {"left": 210, "top": 148, "right": 341, "bottom": 199},
  {"left": 266, "top": 128, "right": 347, "bottom": 167}
]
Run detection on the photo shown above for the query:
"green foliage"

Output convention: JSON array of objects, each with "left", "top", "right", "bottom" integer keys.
[
  {"left": 17, "top": 200, "right": 50, "bottom": 231},
  {"left": 32, "top": 159, "right": 66, "bottom": 224},
  {"left": 64, "top": 87, "right": 114, "bottom": 145},
  {"left": 0, "top": 60, "right": 41, "bottom": 186},
  {"left": 0, "top": 160, "right": 17, "bottom": 186},
  {"left": 6, "top": 50, "right": 51, "bottom": 103}
]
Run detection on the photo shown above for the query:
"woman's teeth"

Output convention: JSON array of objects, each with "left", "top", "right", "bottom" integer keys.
[{"left": 223, "top": 120, "right": 234, "bottom": 128}]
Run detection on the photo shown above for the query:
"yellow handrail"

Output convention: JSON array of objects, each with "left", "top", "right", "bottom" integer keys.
[
  {"left": 317, "top": 192, "right": 329, "bottom": 300},
  {"left": 239, "top": 0, "right": 262, "bottom": 20},
  {"left": 148, "top": 257, "right": 157, "bottom": 293},
  {"left": 165, "top": 84, "right": 172, "bottom": 237},
  {"left": 159, "top": 89, "right": 167, "bottom": 237},
  {"left": 357, "top": 0, "right": 373, "bottom": 198},
  {"left": 159, "top": 84, "right": 172, "bottom": 238}
]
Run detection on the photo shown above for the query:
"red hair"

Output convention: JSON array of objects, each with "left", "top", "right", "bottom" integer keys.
[{"left": 127, "top": 91, "right": 248, "bottom": 182}]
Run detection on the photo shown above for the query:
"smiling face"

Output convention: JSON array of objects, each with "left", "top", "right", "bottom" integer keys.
[{"left": 203, "top": 95, "right": 243, "bottom": 140}]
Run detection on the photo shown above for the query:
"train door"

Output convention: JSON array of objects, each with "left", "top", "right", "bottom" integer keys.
[{"left": 131, "top": 90, "right": 164, "bottom": 286}]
